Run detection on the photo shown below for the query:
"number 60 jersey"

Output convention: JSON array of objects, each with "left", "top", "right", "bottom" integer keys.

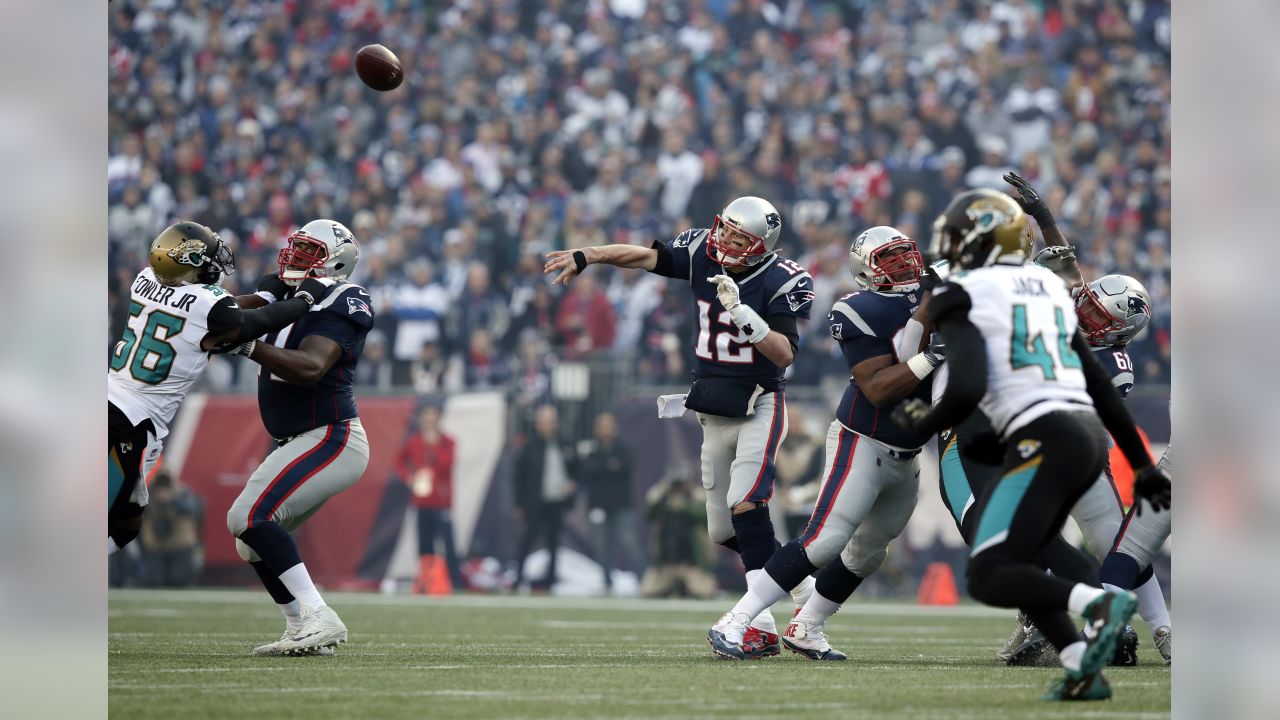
[
  {"left": 107, "top": 266, "right": 232, "bottom": 440},
  {"left": 941, "top": 262, "right": 1094, "bottom": 439}
]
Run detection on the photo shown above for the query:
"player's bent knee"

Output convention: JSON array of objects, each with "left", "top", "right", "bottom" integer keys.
[
  {"left": 235, "top": 538, "right": 260, "bottom": 563},
  {"left": 965, "top": 558, "right": 1000, "bottom": 605},
  {"left": 226, "top": 507, "right": 249, "bottom": 538},
  {"left": 844, "top": 546, "right": 888, "bottom": 578},
  {"left": 706, "top": 515, "right": 734, "bottom": 545}
]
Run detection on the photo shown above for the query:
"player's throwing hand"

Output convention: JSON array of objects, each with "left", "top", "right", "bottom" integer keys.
[
  {"left": 708, "top": 274, "right": 741, "bottom": 310},
  {"left": 544, "top": 249, "right": 589, "bottom": 286}
]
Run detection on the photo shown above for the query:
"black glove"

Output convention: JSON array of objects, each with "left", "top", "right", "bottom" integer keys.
[
  {"left": 294, "top": 277, "right": 336, "bottom": 306},
  {"left": 256, "top": 272, "right": 291, "bottom": 301},
  {"left": 1003, "top": 171, "right": 1055, "bottom": 229},
  {"left": 891, "top": 398, "right": 933, "bottom": 435},
  {"left": 959, "top": 431, "right": 1005, "bottom": 466},
  {"left": 923, "top": 333, "right": 945, "bottom": 364},
  {"left": 921, "top": 264, "right": 943, "bottom": 292},
  {"left": 1132, "top": 465, "right": 1171, "bottom": 515}
]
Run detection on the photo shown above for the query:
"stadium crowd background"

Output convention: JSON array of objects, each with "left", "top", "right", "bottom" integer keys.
[{"left": 107, "top": 0, "right": 1171, "bottom": 424}]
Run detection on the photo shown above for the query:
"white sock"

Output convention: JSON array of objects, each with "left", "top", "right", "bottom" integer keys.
[
  {"left": 793, "top": 590, "right": 842, "bottom": 626},
  {"left": 791, "top": 574, "right": 816, "bottom": 609},
  {"left": 1067, "top": 583, "right": 1106, "bottom": 615},
  {"left": 278, "top": 563, "right": 326, "bottom": 610},
  {"left": 1133, "top": 575, "right": 1172, "bottom": 633},
  {"left": 1059, "top": 640, "right": 1086, "bottom": 672},
  {"left": 734, "top": 569, "right": 784, "bottom": 632},
  {"left": 279, "top": 600, "right": 303, "bottom": 632}
]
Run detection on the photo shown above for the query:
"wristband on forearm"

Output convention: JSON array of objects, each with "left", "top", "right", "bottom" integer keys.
[
  {"left": 906, "top": 352, "right": 939, "bottom": 380},
  {"left": 572, "top": 250, "right": 588, "bottom": 273}
]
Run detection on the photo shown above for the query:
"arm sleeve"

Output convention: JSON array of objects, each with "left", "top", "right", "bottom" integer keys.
[
  {"left": 765, "top": 273, "right": 815, "bottom": 320},
  {"left": 766, "top": 313, "right": 799, "bottom": 352},
  {"left": 236, "top": 298, "right": 311, "bottom": 342},
  {"left": 1073, "top": 332, "right": 1153, "bottom": 470},
  {"left": 649, "top": 231, "right": 696, "bottom": 280},
  {"left": 914, "top": 315, "right": 987, "bottom": 436}
]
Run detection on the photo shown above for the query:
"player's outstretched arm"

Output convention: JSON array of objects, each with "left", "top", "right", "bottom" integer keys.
[
  {"left": 890, "top": 283, "right": 985, "bottom": 435},
  {"left": 544, "top": 245, "right": 658, "bottom": 285},
  {"left": 202, "top": 278, "right": 336, "bottom": 352},
  {"left": 232, "top": 273, "right": 293, "bottom": 310},
  {"left": 1005, "top": 171, "right": 1084, "bottom": 288},
  {"left": 849, "top": 349, "right": 940, "bottom": 407},
  {"left": 243, "top": 335, "right": 343, "bottom": 386}
]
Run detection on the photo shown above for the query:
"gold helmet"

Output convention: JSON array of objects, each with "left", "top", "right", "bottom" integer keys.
[
  {"left": 149, "top": 221, "right": 235, "bottom": 286},
  {"left": 927, "top": 189, "right": 1029, "bottom": 270}
]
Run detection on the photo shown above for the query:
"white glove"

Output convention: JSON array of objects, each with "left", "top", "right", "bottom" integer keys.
[
  {"left": 708, "top": 274, "right": 741, "bottom": 310},
  {"left": 708, "top": 275, "right": 769, "bottom": 343}
]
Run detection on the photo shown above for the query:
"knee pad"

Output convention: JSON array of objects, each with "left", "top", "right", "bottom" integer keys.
[
  {"left": 706, "top": 506, "right": 734, "bottom": 545},
  {"left": 227, "top": 507, "right": 248, "bottom": 539},
  {"left": 236, "top": 538, "right": 261, "bottom": 563},
  {"left": 108, "top": 502, "right": 145, "bottom": 549}
]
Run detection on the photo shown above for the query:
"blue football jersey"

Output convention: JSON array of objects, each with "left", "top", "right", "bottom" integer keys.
[
  {"left": 1092, "top": 344, "right": 1136, "bottom": 399},
  {"left": 828, "top": 290, "right": 933, "bottom": 449},
  {"left": 258, "top": 284, "right": 375, "bottom": 439},
  {"left": 652, "top": 228, "right": 814, "bottom": 391}
]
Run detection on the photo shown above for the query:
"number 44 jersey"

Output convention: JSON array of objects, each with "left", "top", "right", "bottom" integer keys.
[
  {"left": 946, "top": 262, "right": 1094, "bottom": 438},
  {"left": 107, "top": 266, "right": 229, "bottom": 439}
]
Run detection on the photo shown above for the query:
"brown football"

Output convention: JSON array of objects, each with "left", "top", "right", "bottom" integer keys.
[{"left": 355, "top": 44, "right": 403, "bottom": 91}]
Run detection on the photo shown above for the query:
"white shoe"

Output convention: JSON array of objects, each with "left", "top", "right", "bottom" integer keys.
[
  {"left": 252, "top": 628, "right": 338, "bottom": 657},
  {"left": 791, "top": 575, "right": 816, "bottom": 609},
  {"left": 707, "top": 611, "right": 750, "bottom": 660},
  {"left": 278, "top": 605, "right": 347, "bottom": 656},
  {"left": 1153, "top": 626, "right": 1171, "bottom": 665},
  {"left": 782, "top": 620, "right": 847, "bottom": 661}
]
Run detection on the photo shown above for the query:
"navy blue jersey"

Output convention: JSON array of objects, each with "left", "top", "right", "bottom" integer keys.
[
  {"left": 828, "top": 290, "right": 933, "bottom": 449},
  {"left": 258, "top": 284, "right": 375, "bottom": 439},
  {"left": 652, "top": 228, "right": 814, "bottom": 391},
  {"left": 1092, "top": 344, "right": 1135, "bottom": 398}
]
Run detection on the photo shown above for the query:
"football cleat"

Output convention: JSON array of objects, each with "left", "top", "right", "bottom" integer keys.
[
  {"left": 252, "top": 629, "right": 337, "bottom": 657},
  {"left": 1077, "top": 591, "right": 1138, "bottom": 678},
  {"left": 1006, "top": 622, "right": 1055, "bottom": 667},
  {"left": 1153, "top": 626, "right": 1171, "bottom": 665},
  {"left": 1042, "top": 671, "right": 1112, "bottom": 701},
  {"left": 278, "top": 605, "right": 348, "bottom": 656},
  {"left": 1109, "top": 624, "right": 1139, "bottom": 666},
  {"left": 996, "top": 612, "right": 1029, "bottom": 662},
  {"left": 707, "top": 612, "right": 750, "bottom": 660},
  {"left": 741, "top": 625, "right": 781, "bottom": 660},
  {"left": 782, "top": 620, "right": 847, "bottom": 661}
]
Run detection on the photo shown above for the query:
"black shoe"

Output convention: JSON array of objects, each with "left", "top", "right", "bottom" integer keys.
[{"left": 1109, "top": 624, "right": 1139, "bottom": 666}]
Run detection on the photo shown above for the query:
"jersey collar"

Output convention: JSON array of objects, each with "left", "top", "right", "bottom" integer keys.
[{"left": 727, "top": 252, "right": 778, "bottom": 285}]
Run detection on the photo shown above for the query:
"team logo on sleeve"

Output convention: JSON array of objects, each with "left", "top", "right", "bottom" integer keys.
[
  {"left": 827, "top": 312, "right": 843, "bottom": 340},
  {"left": 347, "top": 296, "right": 372, "bottom": 316},
  {"left": 786, "top": 289, "right": 815, "bottom": 312},
  {"left": 672, "top": 230, "right": 693, "bottom": 248}
]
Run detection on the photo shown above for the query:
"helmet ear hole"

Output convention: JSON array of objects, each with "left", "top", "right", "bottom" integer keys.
[{"left": 335, "top": 263, "right": 345, "bottom": 271}]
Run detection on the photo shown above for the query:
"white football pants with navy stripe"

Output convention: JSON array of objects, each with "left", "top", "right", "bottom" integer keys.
[
  {"left": 227, "top": 419, "right": 369, "bottom": 562},
  {"left": 697, "top": 392, "right": 788, "bottom": 545},
  {"left": 796, "top": 422, "right": 920, "bottom": 576},
  {"left": 1113, "top": 444, "right": 1171, "bottom": 567}
]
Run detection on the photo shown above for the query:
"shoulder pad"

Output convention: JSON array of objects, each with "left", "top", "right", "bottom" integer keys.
[
  {"left": 927, "top": 281, "right": 972, "bottom": 325},
  {"left": 317, "top": 284, "right": 375, "bottom": 327},
  {"left": 828, "top": 292, "right": 889, "bottom": 340}
]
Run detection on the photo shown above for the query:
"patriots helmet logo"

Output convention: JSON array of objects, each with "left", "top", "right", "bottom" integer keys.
[
  {"left": 1128, "top": 294, "right": 1150, "bottom": 317},
  {"left": 347, "top": 296, "right": 372, "bottom": 316},
  {"left": 786, "top": 289, "right": 815, "bottom": 312}
]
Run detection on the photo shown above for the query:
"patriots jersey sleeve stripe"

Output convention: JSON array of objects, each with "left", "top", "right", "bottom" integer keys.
[{"left": 831, "top": 300, "right": 878, "bottom": 337}]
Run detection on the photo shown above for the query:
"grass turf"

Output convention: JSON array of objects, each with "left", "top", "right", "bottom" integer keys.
[{"left": 109, "top": 589, "right": 1170, "bottom": 719}]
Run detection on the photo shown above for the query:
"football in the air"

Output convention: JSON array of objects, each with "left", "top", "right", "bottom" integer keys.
[{"left": 355, "top": 44, "right": 403, "bottom": 91}]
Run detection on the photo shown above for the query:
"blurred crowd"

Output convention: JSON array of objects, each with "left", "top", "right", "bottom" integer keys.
[{"left": 108, "top": 0, "right": 1172, "bottom": 394}]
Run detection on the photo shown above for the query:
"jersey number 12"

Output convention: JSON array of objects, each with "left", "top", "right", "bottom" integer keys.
[
  {"left": 694, "top": 300, "right": 754, "bottom": 364},
  {"left": 1010, "top": 305, "right": 1081, "bottom": 381}
]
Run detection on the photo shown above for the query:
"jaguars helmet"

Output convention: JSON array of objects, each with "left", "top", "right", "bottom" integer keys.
[
  {"left": 148, "top": 221, "right": 235, "bottom": 287},
  {"left": 848, "top": 226, "right": 924, "bottom": 293},
  {"left": 927, "top": 189, "right": 1029, "bottom": 270},
  {"left": 278, "top": 219, "right": 360, "bottom": 286},
  {"left": 707, "top": 196, "right": 783, "bottom": 268},
  {"left": 1075, "top": 274, "right": 1153, "bottom": 346}
]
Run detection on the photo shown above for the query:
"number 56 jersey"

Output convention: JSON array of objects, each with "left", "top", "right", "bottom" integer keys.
[
  {"left": 944, "top": 263, "right": 1094, "bottom": 439},
  {"left": 107, "top": 266, "right": 228, "bottom": 439}
]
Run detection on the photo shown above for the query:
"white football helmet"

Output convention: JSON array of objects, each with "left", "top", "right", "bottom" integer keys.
[
  {"left": 848, "top": 226, "right": 924, "bottom": 293},
  {"left": 707, "top": 196, "right": 783, "bottom": 268},
  {"left": 1075, "top": 274, "right": 1153, "bottom": 346},
  {"left": 278, "top": 219, "right": 360, "bottom": 285}
]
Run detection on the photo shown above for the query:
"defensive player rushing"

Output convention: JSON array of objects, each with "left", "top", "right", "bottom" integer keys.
[
  {"left": 222, "top": 219, "right": 375, "bottom": 657},
  {"left": 1100, "top": 444, "right": 1172, "bottom": 664},
  {"left": 706, "top": 226, "right": 941, "bottom": 661},
  {"left": 891, "top": 189, "right": 1171, "bottom": 701},
  {"left": 108, "top": 221, "right": 335, "bottom": 555},
  {"left": 546, "top": 197, "right": 816, "bottom": 657}
]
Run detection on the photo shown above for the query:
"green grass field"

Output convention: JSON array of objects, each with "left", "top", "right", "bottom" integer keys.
[{"left": 109, "top": 590, "right": 1170, "bottom": 719}]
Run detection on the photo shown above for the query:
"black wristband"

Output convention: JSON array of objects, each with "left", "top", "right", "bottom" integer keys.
[{"left": 572, "top": 250, "right": 588, "bottom": 273}]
